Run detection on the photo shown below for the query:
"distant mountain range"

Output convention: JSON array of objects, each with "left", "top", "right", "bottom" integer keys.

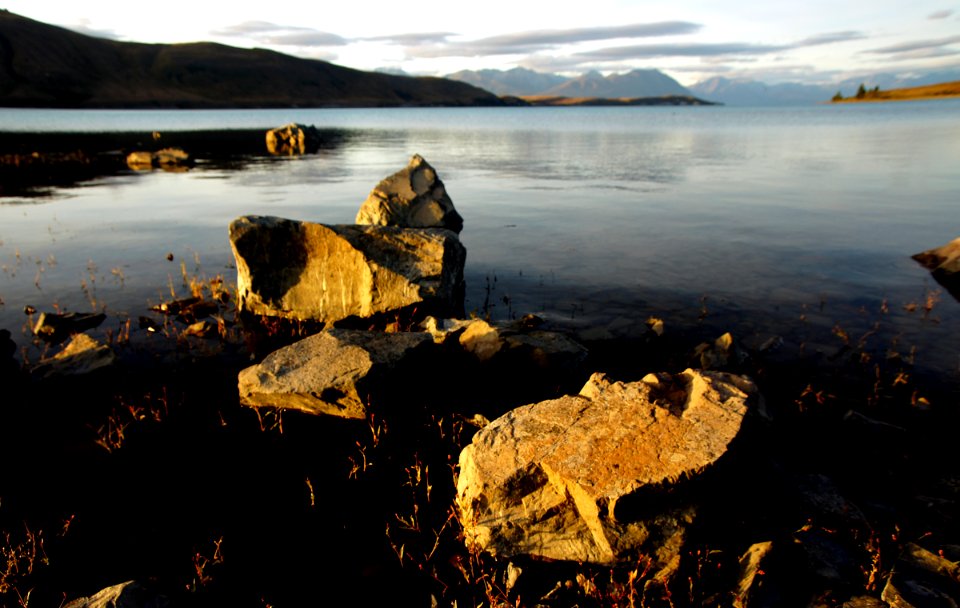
[
  {"left": 446, "top": 66, "right": 960, "bottom": 106},
  {"left": 446, "top": 67, "right": 692, "bottom": 100},
  {"left": 0, "top": 10, "right": 502, "bottom": 108},
  {"left": 4, "top": 9, "right": 958, "bottom": 110}
]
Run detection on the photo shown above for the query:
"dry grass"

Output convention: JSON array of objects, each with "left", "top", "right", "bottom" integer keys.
[{"left": 833, "top": 81, "right": 960, "bottom": 103}]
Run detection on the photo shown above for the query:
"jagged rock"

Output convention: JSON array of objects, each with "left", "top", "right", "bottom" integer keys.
[
  {"left": 355, "top": 154, "right": 463, "bottom": 233},
  {"left": 694, "top": 331, "right": 749, "bottom": 371},
  {"left": 265, "top": 123, "right": 321, "bottom": 155},
  {"left": 30, "top": 333, "right": 116, "bottom": 379},
  {"left": 63, "top": 580, "right": 170, "bottom": 608},
  {"left": 182, "top": 319, "right": 218, "bottom": 338},
  {"left": 793, "top": 525, "right": 863, "bottom": 585},
  {"left": 238, "top": 328, "right": 434, "bottom": 419},
  {"left": 912, "top": 236, "right": 960, "bottom": 301},
  {"left": 881, "top": 542, "right": 960, "bottom": 607},
  {"left": 456, "top": 369, "right": 757, "bottom": 564},
  {"left": 126, "top": 148, "right": 191, "bottom": 171},
  {"left": 229, "top": 215, "right": 466, "bottom": 324},
  {"left": 842, "top": 597, "right": 889, "bottom": 608},
  {"left": 734, "top": 541, "right": 777, "bottom": 608},
  {"left": 33, "top": 311, "right": 106, "bottom": 343}
]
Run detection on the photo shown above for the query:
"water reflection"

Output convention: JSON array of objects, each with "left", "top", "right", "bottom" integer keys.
[
  {"left": 1, "top": 105, "right": 958, "bottom": 376},
  {"left": 0, "top": 128, "right": 353, "bottom": 199}
]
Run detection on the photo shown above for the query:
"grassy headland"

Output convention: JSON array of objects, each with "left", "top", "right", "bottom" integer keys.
[{"left": 831, "top": 80, "right": 960, "bottom": 103}]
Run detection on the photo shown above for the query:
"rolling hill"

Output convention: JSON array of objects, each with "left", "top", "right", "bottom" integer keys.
[{"left": 0, "top": 10, "right": 503, "bottom": 108}]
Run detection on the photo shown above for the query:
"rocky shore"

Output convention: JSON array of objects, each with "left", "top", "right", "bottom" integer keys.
[
  {"left": 1, "top": 137, "right": 958, "bottom": 607},
  {"left": 0, "top": 126, "right": 343, "bottom": 197}
]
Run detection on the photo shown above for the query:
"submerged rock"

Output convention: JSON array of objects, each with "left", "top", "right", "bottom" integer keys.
[
  {"left": 355, "top": 154, "right": 463, "bottom": 233},
  {"left": 238, "top": 328, "right": 434, "bottom": 419},
  {"left": 456, "top": 369, "right": 757, "bottom": 564},
  {"left": 881, "top": 542, "right": 960, "bottom": 607},
  {"left": 265, "top": 123, "right": 321, "bottom": 155},
  {"left": 33, "top": 311, "right": 106, "bottom": 343},
  {"left": 125, "top": 147, "right": 192, "bottom": 171},
  {"left": 229, "top": 215, "right": 466, "bottom": 324}
]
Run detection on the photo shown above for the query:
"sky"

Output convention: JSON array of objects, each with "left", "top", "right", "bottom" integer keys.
[{"left": 4, "top": 0, "right": 960, "bottom": 86}]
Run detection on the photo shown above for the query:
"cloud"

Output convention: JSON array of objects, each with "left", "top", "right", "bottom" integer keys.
[
  {"left": 66, "top": 19, "right": 122, "bottom": 40},
  {"left": 577, "top": 42, "right": 789, "bottom": 60},
  {"left": 866, "top": 34, "right": 960, "bottom": 54},
  {"left": 362, "top": 32, "right": 457, "bottom": 45},
  {"left": 212, "top": 21, "right": 347, "bottom": 47},
  {"left": 473, "top": 21, "right": 701, "bottom": 49},
  {"left": 574, "top": 30, "right": 868, "bottom": 62},
  {"left": 872, "top": 47, "right": 960, "bottom": 61},
  {"left": 404, "top": 21, "right": 702, "bottom": 58},
  {"left": 927, "top": 9, "right": 954, "bottom": 19},
  {"left": 795, "top": 31, "right": 867, "bottom": 46}
]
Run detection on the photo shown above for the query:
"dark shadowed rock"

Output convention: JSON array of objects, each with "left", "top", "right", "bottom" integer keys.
[
  {"left": 355, "top": 154, "right": 464, "bottom": 233},
  {"left": 423, "top": 316, "right": 588, "bottom": 367},
  {"left": 693, "top": 331, "right": 750, "bottom": 371},
  {"left": 63, "top": 580, "right": 170, "bottom": 608},
  {"left": 881, "top": 542, "right": 960, "bottom": 607},
  {"left": 456, "top": 369, "right": 757, "bottom": 564},
  {"left": 842, "top": 597, "right": 890, "bottom": 608},
  {"left": 238, "top": 328, "right": 434, "bottom": 419},
  {"left": 29, "top": 333, "right": 116, "bottom": 379},
  {"left": 125, "top": 148, "right": 192, "bottom": 171},
  {"left": 265, "top": 123, "right": 321, "bottom": 155},
  {"left": 734, "top": 541, "right": 779, "bottom": 608},
  {"left": 229, "top": 215, "right": 466, "bottom": 324},
  {"left": 1, "top": 328, "right": 20, "bottom": 382},
  {"left": 32, "top": 311, "right": 106, "bottom": 343}
]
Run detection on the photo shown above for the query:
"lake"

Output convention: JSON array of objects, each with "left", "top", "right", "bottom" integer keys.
[{"left": 1, "top": 102, "right": 958, "bottom": 378}]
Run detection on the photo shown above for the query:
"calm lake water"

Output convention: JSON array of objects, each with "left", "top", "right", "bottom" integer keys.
[{"left": 1, "top": 103, "right": 959, "bottom": 376}]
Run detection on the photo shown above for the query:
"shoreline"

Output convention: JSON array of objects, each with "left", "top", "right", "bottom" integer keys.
[
  {"left": 3, "top": 278, "right": 960, "bottom": 605},
  {"left": 830, "top": 80, "right": 960, "bottom": 104},
  {"left": 2, "top": 157, "right": 960, "bottom": 605}
]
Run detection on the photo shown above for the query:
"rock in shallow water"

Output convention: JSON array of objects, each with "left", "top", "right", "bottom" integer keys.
[
  {"left": 355, "top": 154, "right": 463, "bottom": 233},
  {"left": 229, "top": 215, "right": 466, "bottom": 324}
]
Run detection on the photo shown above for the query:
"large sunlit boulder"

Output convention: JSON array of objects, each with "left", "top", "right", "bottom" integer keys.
[
  {"left": 229, "top": 215, "right": 466, "bottom": 324},
  {"left": 456, "top": 369, "right": 757, "bottom": 565}
]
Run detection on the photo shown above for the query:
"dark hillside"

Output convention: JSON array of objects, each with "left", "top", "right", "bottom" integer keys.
[{"left": 0, "top": 10, "right": 503, "bottom": 108}]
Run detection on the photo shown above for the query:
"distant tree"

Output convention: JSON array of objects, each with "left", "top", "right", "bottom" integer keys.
[
  {"left": 832, "top": 91, "right": 844, "bottom": 102},
  {"left": 856, "top": 83, "right": 867, "bottom": 99}
]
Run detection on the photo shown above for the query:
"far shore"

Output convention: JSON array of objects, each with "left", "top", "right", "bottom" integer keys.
[{"left": 831, "top": 80, "right": 960, "bottom": 103}]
